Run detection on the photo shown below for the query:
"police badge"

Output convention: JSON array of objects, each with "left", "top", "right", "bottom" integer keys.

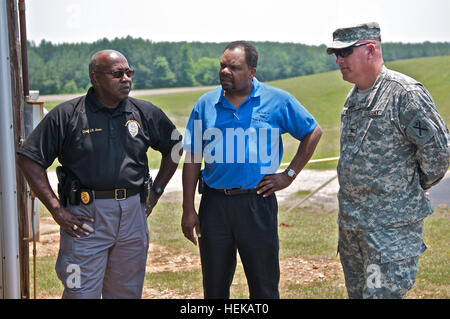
[
  {"left": 80, "top": 190, "right": 93, "bottom": 205},
  {"left": 125, "top": 120, "right": 140, "bottom": 138}
]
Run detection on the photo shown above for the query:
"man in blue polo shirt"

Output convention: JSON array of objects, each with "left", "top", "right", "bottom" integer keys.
[{"left": 182, "top": 41, "right": 322, "bottom": 299}]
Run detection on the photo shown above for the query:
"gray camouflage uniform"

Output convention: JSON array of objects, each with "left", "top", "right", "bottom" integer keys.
[{"left": 328, "top": 23, "right": 450, "bottom": 299}]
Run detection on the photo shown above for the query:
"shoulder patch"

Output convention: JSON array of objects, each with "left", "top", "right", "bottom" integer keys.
[
  {"left": 405, "top": 112, "right": 436, "bottom": 145},
  {"left": 125, "top": 120, "right": 141, "bottom": 137}
]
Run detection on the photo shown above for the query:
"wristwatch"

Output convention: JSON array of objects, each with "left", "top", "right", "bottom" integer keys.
[
  {"left": 285, "top": 168, "right": 297, "bottom": 179},
  {"left": 151, "top": 184, "right": 164, "bottom": 196}
]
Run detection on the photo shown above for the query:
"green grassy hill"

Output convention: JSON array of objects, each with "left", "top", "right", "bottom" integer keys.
[
  {"left": 44, "top": 56, "right": 450, "bottom": 169},
  {"left": 144, "top": 55, "right": 450, "bottom": 168},
  {"left": 271, "top": 55, "right": 450, "bottom": 168}
]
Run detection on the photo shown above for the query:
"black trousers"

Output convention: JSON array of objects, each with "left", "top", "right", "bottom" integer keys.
[{"left": 198, "top": 188, "right": 280, "bottom": 299}]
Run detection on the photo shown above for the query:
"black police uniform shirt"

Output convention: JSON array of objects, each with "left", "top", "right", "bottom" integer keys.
[{"left": 18, "top": 87, "right": 180, "bottom": 190}]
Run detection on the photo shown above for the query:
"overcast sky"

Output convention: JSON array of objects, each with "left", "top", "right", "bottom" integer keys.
[{"left": 25, "top": 0, "right": 450, "bottom": 45}]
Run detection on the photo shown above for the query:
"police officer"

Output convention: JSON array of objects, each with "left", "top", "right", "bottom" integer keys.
[
  {"left": 181, "top": 41, "right": 322, "bottom": 298},
  {"left": 326, "top": 23, "right": 450, "bottom": 298},
  {"left": 17, "top": 50, "right": 181, "bottom": 298}
]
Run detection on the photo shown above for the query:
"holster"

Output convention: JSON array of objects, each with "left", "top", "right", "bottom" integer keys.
[
  {"left": 56, "top": 166, "right": 81, "bottom": 207},
  {"left": 198, "top": 171, "right": 205, "bottom": 194},
  {"left": 56, "top": 166, "right": 67, "bottom": 207}
]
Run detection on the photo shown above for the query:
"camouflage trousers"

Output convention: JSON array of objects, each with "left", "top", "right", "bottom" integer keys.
[{"left": 338, "top": 220, "right": 426, "bottom": 299}]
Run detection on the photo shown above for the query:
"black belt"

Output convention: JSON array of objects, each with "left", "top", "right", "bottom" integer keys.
[
  {"left": 206, "top": 184, "right": 258, "bottom": 196},
  {"left": 94, "top": 188, "right": 141, "bottom": 200}
]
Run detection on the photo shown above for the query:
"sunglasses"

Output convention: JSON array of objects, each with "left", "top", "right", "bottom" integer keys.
[
  {"left": 333, "top": 42, "right": 372, "bottom": 58},
  {"left": 98, "top": 68, "right": 135, "bottom": 78}
]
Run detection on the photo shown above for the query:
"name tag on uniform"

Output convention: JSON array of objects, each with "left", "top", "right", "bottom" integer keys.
[{"left": 369, "top": 110, "right": 383, "bottom": 117}]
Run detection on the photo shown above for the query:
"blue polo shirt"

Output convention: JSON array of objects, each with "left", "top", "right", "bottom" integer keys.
[{"left": 183, "top": 78, "right": 317, "bottom": 189}]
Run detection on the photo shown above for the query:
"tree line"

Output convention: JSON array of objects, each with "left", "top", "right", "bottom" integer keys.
[{"left": 27, "top": 37, "right": 450, "bottom": 95}]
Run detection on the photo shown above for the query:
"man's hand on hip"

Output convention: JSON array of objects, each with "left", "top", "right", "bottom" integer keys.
[{"left": 254, "top": 172, "right": 293, "bottom": 197}]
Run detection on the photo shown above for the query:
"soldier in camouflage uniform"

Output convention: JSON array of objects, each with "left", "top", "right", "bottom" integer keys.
[{"left": 326, "top": 22, "right": 450, "bottom": 298}]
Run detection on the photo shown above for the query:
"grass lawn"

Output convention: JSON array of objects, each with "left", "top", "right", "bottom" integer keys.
[{"left": 31, "top": 200, "right": 449, "bottom": 299}]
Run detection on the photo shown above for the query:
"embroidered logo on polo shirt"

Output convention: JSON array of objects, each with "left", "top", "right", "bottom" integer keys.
[
  {"left": 125, "top": 120, "right": 141, "bottom": 138},
  {"left": 252, "top": 111, "right": 270, "bottom": 123}
]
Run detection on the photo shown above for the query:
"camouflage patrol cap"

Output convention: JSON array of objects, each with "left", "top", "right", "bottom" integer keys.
[{"left": 326, "top": 22, "right": 381, "bottom": 54}]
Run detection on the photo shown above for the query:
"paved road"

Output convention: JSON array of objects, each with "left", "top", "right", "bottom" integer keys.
[
  {"left": 39, "top": 86, "right": 217, "bottom": 102},
  {"left": 428, "top": 172, "right": 450, "bottom": 208}
]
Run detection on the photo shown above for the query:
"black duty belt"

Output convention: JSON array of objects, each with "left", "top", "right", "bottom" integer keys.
[
  {"left": 94, "top": 188, "right": 141, "bottom": 200},
  {"left": 206, "top": 184, "right": 258, "bottom": 196}
]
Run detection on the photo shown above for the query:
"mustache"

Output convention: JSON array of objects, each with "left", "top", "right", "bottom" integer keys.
[{"left": 220, "top": 75, "right": 233, "bottom": 81}]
